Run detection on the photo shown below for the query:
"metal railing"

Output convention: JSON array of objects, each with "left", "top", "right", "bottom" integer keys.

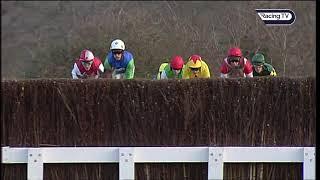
[{"left": 1, "top": 146, "right": 315, "bottom": 180}]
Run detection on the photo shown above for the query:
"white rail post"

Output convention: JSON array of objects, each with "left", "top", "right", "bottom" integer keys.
[
  {"left": 208, "top": 147, "right": 224, "bottom": 180},
  {"left": 27, "top": 148, "right": 43, "bottom": 180},
  {"left": 303, "top": 147, "right": 315, "bottom": 180},
  {"left": 2, "top": 146, "right": 10, "bottom": 163},
  {"left": 119, "top": 147, "right": 135, "bottom": 180}
]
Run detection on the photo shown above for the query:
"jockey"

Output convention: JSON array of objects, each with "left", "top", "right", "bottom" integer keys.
[
  {"left": 104, "top": 39, "right": 135, "bottom": 79},
  {"left": 182, "top": 54, "right": 211, "bottom": 79},
  {"left": 251, "top": 53, "right": 277, "bottom": 77},
  {"left": 220, "top": 47, "right": 253, "bottom": 78},
  {"left": 71, "top": 49, "right": 104, "bottom": 79},
  {"left": 158, "top": 56, "right": 185, "bottom": 79}
]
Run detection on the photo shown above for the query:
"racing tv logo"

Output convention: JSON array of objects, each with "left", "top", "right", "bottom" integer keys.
[{"left": 256, "top": 9, "right": 296, "bottom": 26}]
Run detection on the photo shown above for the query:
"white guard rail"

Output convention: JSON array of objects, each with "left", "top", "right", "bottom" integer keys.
[{"left": 1, "top": 146, "right": 315, "bottom": 180}]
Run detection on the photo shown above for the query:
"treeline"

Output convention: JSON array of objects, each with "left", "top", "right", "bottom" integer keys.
[{"left": 1, "top": 1, "right": 316, "bottom": 79}]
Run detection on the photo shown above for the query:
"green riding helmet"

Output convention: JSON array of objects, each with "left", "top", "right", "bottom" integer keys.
[{"left": 252, "top": 53, "right": 265, "bottom": 66}]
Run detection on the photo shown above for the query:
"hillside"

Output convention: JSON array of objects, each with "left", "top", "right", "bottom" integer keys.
[{"left": 1, "top": 1, "right": 316, "bottom": 79}]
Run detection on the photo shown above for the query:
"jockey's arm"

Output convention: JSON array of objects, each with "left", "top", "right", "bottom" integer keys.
[
  {"left": 124, "top": 59, "right": 135, "bottom": 79},
  {"left": 103, "top": 59, "right": 113, "bottom": 78},
  {"left": 245, "top": 72, "right": 253, "bottom": 77},
  {"left": 220, "top": 73, "right": 228, "bottom": 78},
  {"left": 71, "top": 63, "right": 80, "bottom": 79},
  {"left": 95, "top": 63, "right": 105, "bottom": 79},
  {"left": 157, "top": 72, "right": 162, "bottom": 80},
  {"left": 98, "top": 63, "right": 105, "bottom": 74},
  {"left": 201, "top": 61, "right": 211, "bottom": 78},
  {"left": 244, "top": 60, "right": 253, "bottom": 77},
  {"left": 157, "top": 63, "right": 168, "bottom": 80},
  {"left": 270, "top": 68, "right": 277, "bottom": 76},
  {"left": 160, "top": 70, "right": 168, "bottom": 79}
]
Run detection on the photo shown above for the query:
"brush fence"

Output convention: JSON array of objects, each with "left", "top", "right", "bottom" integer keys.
[{"left": 2, "top": 146, "right": 315, "bottom": 180}]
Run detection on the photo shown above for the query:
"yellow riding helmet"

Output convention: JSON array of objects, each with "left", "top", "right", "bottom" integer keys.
[{"left": 187, "top": 54, "right": 202, "bottom": 68}]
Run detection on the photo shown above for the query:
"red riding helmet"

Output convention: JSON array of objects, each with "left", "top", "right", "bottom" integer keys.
[
  {"left": 170, "top": 56, "right": 184, "bottom": 70},
  {"left": 186, "top": 54, "right": 202, "bottom": 68},
  {"left": 228, "top": 47, "right": 243, "bottom": 57},
  {"left": 79, "top": 49, "right": 94, "bottom": 62}
]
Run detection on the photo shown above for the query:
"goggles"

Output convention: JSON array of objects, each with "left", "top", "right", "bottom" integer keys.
[
  {"left": 171, "top": 67, "right": 182, "bottom": 71},
  {"left": 253, "top": 64, "right": 263, "bottom": 68},
  {"left": 112, "top": 50, "right": 124, "bottom": 55},
  {"left": 82, "top": 60, "right": 93, "bottom": 65},
  {"left": 228, "top": 56, "right": 241, "bottom": 63},
  {"left": 190, "top": 67, "right": 200, "bottom": 72}
]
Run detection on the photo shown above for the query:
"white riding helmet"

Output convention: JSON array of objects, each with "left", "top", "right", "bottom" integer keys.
[{"left": 110, "top": 39, "right": 125, "bottom": 50}]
